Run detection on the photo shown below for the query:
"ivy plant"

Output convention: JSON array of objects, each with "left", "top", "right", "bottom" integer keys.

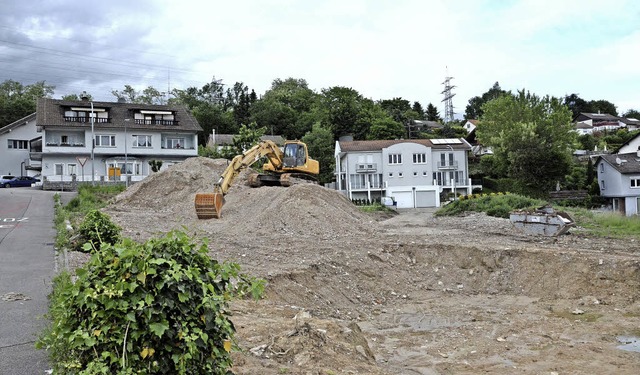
[
  {"left": 74, "top": 210, "right": 121, "bottom": 252},
  {"left": 38, "top": 230, "right": 264, "bottom": 374}
]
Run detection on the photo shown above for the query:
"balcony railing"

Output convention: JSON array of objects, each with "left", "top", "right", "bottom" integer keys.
[
  {"left": 437, "top": 161, "right": 458, "bottom": 170},
  {"left": 64, "top": 116, "right": 110, "bottom": 123},
  {"left": 135, "top": 119, "right": 179, "bottom": 126},
  {"left": 45, "top": 142, "right": 85, "bottom": 147}
]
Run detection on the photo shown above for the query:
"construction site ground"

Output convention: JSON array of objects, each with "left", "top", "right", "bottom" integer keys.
[{"left": 69, "top": 157, "right": 640, "bottom": 374}]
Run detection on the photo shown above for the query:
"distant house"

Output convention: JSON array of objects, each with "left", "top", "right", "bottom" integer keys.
[
  {"left": 595, "top": 152, "right": 640, "bottom": 216},
  {"left": 334, "top": 138, "right": 475, "bottom": 208},
  {"left": 406, "top": 120, "right": 443, "bottom": 138},
  {"left": 0, "top": 97, "right": 202, "bottom": 189},
  {"left": 462, "top": 119, "right": 478, "bottom": 134},
  {"left": 573, "top": 112, "right": 629, "bottom": 134},
  {"left": 613, "top": 131, "right": 640, "bottom": 155}
]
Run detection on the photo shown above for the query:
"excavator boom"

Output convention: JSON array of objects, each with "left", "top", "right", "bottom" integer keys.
[{"left": 195, "top": 140, "right": 319, "bottom": 219}]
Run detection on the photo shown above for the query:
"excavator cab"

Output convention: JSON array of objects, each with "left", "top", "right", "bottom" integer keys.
[{"left": 282, "top": 142, "right": 306, "bottom": 168}]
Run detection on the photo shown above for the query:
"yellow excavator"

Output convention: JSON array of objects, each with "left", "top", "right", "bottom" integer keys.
[{"left": 194, "top": 140, "right": 319, "bottom": 219}]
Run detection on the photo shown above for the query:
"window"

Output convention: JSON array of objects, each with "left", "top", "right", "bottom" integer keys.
[
  {"left": 600, "top": 164, "right": 605, "bottom": 173},
  {"left": 7, "top": 139, "right": 28, "bottom": 149},
  {"left": 68, "top": 164, "right": 77, "bottom": 175},
  {"left": 54, "top": 164, "right": 63, "bottom": 176},
  {"left": 388, "top": 172, "right": 393, "bottom": 177},
  {"left": 600, "top": 180, "right": 605, "bottom": 190},
  {"left": 348, "top": 173, "right": 382, "bottom": 189},
  {"left": 134, "top": 135, "right": 152, "bottom": 147},
  {"left": 167, "top": 137, "right": 185, "bottom": 149},
  {"left": 398, "top": 172, "right": 403, "bottom": 177},
  {"left": 95, "top": 134, "right": 116, "bottom": 147},
  {"left": 413, "top": 153, "right": 426, "bottom": 164},
  {"left": 61, "top": 135, "right": 69, "bottom": 145},
  {"left": 388, "top": 153, "right": 402, "bottom": 164},
  {"left": 631, "top": 178, "right": 640, "bottom": 188},
  {"left": 413, "top": 172, "right": 418, "bottom": 176}
]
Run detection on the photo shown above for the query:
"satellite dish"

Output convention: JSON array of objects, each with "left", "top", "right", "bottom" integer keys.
[{"left": 616, "top": 157, "right": 622, "bottom": 165}]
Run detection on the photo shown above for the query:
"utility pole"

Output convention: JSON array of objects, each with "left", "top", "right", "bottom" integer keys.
[{"left": 441, "top": 68, "right": 456, "bottom": 124}]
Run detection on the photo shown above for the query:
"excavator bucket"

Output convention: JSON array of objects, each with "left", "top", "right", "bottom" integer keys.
[{"left": 194, "top": 192, "right": 224, "bottom": 219}]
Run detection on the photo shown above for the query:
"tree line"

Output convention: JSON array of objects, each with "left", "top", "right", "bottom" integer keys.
[{"left": 1, "top": 78, "right": 639, "bottom": 198}]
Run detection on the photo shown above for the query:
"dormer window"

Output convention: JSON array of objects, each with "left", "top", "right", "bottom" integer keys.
[{"left": 134, "top": 110, "right": 177, "bottom": 125}]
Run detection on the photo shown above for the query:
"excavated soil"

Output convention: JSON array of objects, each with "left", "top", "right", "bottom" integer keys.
[{"left": 89, "top": 157, "right": 640, "bottom": 374}]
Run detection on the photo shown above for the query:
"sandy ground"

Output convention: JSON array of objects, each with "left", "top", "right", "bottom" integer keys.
[{"left": 69, "top": 157, "right": 640, "bottom": 374}]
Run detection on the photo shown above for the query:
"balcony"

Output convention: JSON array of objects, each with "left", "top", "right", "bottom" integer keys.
[
  {"left": 64, "top": 116, "right": 110, "bottom": 124},
  {"left": 355, "top": 163, "right": 377, "bottom": 173},
  {"left": 45, "top": 142, "right": 85, "bottom": 147},
  {"left": 135, "top": 119, "right": 179, "bottom": 126},
  {"left": 437, "top": 161, "right": 458, "bottom": 170}
]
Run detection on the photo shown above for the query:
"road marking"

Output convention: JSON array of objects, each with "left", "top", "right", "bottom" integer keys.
[
  {"left": 0, "top": 218, "right": 28, "bottom": 222},
  {"left": 0, "top": 224, "right": 14, "bottom": 229}
]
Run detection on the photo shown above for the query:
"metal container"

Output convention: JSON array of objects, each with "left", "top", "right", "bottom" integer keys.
[{"left": 510, "top": 206, "right": 575, "bottom": 236}]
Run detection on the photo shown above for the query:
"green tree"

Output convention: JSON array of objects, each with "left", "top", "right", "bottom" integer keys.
[
  {"left": 318, "top": 86, "right": 372, "bottom": 140},
  {"left": 425, "top": 103, "right": 442, "bottom": 122},
  {"left": 379, "top": 97, "right": 413, "bottom": 124},
  {"left": 250, "top": 78, "right": 318, "bottom": 139},
  {"left": 302, "top": 123, "right": 335, "bottom": 184},
  {"left": 227, "top": 122, "right": 266, "bottom": 157},
  {"left": 477, "top": 90, "right": 575, "bottom": 195},
  {"left": 464, "top": 82, "right": 507, "bottom": 120},
  {"left": 589, "top": 99, "right": 617, "bottom": 116},
  {"left": 366, "top": 116, "right": 405, "bottom": 140},
  {"left": 564, "top": 93, "right": 592, "bottom": 119},
  {"left": 412, "top": 101, "right": 425, "bottom": 118},
  {"left": 0, "top": 80, "right": 54, "bottom": 127},
  {"left": 623, "top": 109, "right": 640, "bottom": 119},
  {"left": 61, "top": 92, "right": 93, "bottom": 101},
  {"left": 577, "top": 133, "right": 596, "bottom": 151}
]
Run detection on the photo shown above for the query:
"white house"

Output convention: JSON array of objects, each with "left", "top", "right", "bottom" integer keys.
[
  {"left": 0, "top": 97, "right": 202, "bottom": 189},
  {"left": 595, "top": 152, "right": 640, "bottom": 216},
  {"left": 334, "top": 138, "right": 475, "bottom": 208},
  {"left": 0, "top": 113, "right": 40, "bottom": 177}
]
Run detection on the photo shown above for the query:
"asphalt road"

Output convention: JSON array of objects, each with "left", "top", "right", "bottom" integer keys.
[{"left": 0, "top": 187, "right": 76, "bottom": 375}]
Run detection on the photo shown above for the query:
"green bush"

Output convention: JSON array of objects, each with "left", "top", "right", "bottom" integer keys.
[
  {"left": 75, "top": 210, "right": 121, "bottom": 252},
  {"left": 436, "top": 193, "right": 545, "bottom": 218},
  {"left": 37, "top": 230, "right": 264, "bottom": 374}
]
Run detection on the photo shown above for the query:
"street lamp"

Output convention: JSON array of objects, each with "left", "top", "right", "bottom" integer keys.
[
  {"left": 124, "top": 118, "right": 130, "bottom": 188},
  {"left": 90, "top": 100, "right": 95, "bottom": 186}
]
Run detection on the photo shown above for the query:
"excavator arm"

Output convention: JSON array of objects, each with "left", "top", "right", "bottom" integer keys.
[{"left": 214, "top": 140, "right": 284, "bottom": 195}]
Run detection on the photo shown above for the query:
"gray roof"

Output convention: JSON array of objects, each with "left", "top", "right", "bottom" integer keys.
[
  {"left": 36, "top": 98, "right": 202, "bottom": 133},
  {"left": 598, "top": 153, "right": 640, "bottom": 174},
  {"left": 339, "top": 138, "right": 471, "bottom": 152}
]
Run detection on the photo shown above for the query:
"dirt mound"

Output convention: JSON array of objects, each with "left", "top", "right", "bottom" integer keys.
[
  {"left": 108, "top": 157, "right": 374, "bottom": 240},
  {"left": 112, "top": 157, "right": 229, "bottom": 211}
]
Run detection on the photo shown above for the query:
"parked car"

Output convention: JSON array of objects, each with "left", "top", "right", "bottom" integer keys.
[{"left": 0, "top": 175, "right": 41, "bottom": 188}]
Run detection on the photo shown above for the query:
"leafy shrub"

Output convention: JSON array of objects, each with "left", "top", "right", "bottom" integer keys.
[
  {"left": 75, "top": 210, "right": 121, "bottom": 252},
  {"left": 38, "top": 230, "right": 264, "bottom": 374}
]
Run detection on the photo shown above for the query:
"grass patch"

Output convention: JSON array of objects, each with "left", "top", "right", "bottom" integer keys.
[
  {"left": 435, "top": 193, "right": 545, "bottom": 219},
  {"left": 552, "top": 311, "right": 602, "bottom": 323},
  {"left": 359, "top": 203, "right": 395, "bottom": 213},
  {"left": 562, "top": 207, "right": 640, "bottom": 239}
]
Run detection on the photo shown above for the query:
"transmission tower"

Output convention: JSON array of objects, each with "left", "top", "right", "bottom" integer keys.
[{"left": 441, "top": 71, "right": 456, "bottom": 124}]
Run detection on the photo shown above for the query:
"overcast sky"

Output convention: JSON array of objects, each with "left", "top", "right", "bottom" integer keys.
[{"left": 1, "top": 0, "right": 639, "bottom": 117}]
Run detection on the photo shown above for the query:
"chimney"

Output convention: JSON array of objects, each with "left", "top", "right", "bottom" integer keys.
[{"left": 80, "top": 91, "right": 89, "bottom": 102}]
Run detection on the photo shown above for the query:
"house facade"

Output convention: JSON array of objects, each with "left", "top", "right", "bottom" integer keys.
[
  {"left": 595, "top": 153, "right": 640, "bottom": 216},
  {"left": 0, "top": 97, "right": 202, "bottom": 189},
  {"left": 0, "top": 113, "right": 40, "bottom": 177},
  {"left": 334, "top": 138, "right": 474, "bottom": 208}
]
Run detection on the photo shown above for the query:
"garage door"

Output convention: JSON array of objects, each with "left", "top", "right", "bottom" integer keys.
[
  {"left": 416, "top": 190, "right": 437, "bottom": 207},
  {"left": 392, "top": 191, "right": 414, "bottom": 208}
]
